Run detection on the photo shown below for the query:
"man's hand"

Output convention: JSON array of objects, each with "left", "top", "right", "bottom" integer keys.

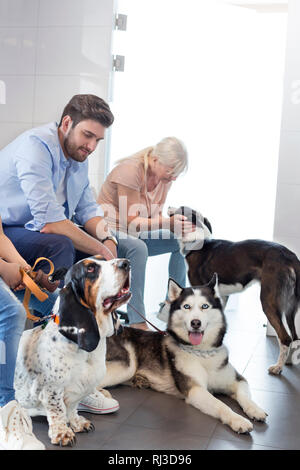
[
  {"left": 41, "top": 219, "right": 115, "bottom": 260},
  {"left": 102, "top": 240, "right": 117, "bottom": 259}
]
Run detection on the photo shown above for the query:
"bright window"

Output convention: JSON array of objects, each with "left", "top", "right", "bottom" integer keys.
[{"left": 109, "top": 0, "right": 287, "bottom": 312}]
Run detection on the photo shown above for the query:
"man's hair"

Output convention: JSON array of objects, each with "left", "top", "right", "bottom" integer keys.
[{"left": 58, "top": 94, "right": 114, "bottom": 128}]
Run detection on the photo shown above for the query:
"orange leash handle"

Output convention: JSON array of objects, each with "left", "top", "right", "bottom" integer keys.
[{"left": 20, "top": 257, "right": 55, "bottom": 322}]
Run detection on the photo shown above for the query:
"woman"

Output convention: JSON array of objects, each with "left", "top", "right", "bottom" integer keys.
[
  {"left": 98, "top": 136, "right": 194, "bottom": 330},
  {"left": 0, "top": 216, "right": 60, "bottom": 450}
]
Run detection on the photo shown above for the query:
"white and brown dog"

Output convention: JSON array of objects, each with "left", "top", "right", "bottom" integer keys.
[
  {"left": 14, "top": 256, "right": 131, "bottom": 447},
  {"left": 169, "top": 206, "right": 300, "bottom": 375}
]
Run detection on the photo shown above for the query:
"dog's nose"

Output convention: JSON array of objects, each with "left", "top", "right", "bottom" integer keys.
[
  {"left": 117, "top": 259, "right": 130, "bottom": 272},
  {"left": 191, "top": 319, "right": 201, "bottom": 330}
]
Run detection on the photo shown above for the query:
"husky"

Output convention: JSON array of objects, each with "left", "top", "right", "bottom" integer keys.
[
  {"left": 100, "top": 275, "right": 267, "bottom": 434},
  {"left": 168, "top": 206, "right": 300, "bottom": 375}
]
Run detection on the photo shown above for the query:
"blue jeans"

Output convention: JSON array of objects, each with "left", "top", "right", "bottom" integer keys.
[
  {"left": 3, "top": 226, "right": 101, "bottom": 279},
  {"left": 3, "top": 226, "right": 75, "bottom": 275},
  {"left": 0, "top": 278, "right": 58, "bottom": 407},
  {"left": 117, "top": 230, "right": 186, "bottom": 324}
]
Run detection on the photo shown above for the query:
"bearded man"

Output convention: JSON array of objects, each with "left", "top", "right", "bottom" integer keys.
[{"left": 0, "top": 94, "right": 118, "bottom": 267}]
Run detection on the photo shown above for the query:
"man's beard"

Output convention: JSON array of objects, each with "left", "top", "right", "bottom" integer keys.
[{"left": 64, "top": 132, "right": 90, "bottom": 162}]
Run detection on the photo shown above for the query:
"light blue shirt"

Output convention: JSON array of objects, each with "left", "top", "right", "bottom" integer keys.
[{"left": 0, "top": 122, "right": 103, "bottom": 231}]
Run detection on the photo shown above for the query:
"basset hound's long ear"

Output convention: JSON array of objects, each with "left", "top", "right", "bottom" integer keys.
[{"left": 57, "top": 283, "right": 100, "bottom": 352}]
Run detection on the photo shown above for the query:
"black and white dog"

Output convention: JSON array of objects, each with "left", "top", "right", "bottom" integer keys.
[
  {"left": 169, "top": 206, "right": 300, "bottom": 375},
  {"left": 100, "top": 275, "right": 267, "bottom": 433},
  {"left": 14, "top": 257, "right": 130, "bottom": 447}
]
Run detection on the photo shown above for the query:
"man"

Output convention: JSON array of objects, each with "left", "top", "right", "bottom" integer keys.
[
  {"left": 0, "top": 94, "right": 119, "bottom": 414},
  {"left": 0, "top": 94, "right": 117, "bottom": 267}
]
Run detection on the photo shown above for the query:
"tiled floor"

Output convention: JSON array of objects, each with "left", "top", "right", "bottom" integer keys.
[{"left": 32, "top": 285, "right": 300, "bottom": 450}]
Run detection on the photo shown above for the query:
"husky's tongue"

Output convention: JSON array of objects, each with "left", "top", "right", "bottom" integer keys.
[{"left": 189, "top": 332, "right": 203, "bottom": 346}]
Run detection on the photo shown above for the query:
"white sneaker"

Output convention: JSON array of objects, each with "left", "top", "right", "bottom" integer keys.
[
  {"left": 0, "top": 401, "right": 45, "bottom": 450},
  {"left": 78, "top": 390, "right": 119, "bottom": 415},
  {"left": 157, "top": 301, "right": 170, "bottom": 322}
]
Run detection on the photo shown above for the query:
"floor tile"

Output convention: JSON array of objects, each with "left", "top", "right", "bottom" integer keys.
[
  {"left": 101, "top": 423, "right": 210, "bottom": 450},
  {"left": 243, "top": 354, "right": 300, "bottom": 395},
  {"left": 223, "top": 328, "right": 264, "bottom": 373},
  {"left": 125, "top": 390, "right": 217, "bottom": 437},
  {"left": 251, "top": 336, "right": 278, "bottom": 362},
  {"left": 88, "top": 385, "right": 155, "bottom": 425},
  {"left": 206, "top": 438, "right": 282, "bottom": 450},
  {"left": 32, "top": 415, "right": 121, "bottom": 450},
  {"left": 210, "top": 389, "right": 300, "bottom": 450}
]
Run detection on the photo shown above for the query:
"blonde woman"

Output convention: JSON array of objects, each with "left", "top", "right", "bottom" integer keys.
[{"left": 98, "top": 137, "right": 194, "bottom": 330}]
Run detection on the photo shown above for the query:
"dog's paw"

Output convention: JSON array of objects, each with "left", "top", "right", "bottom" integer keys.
[
  {"left": 130, "top": 373, "right": 151, "bottom": 389},
  {"left": 229, "top": 413, "right": 253, "bottom": 434},
  {"left": 268, "top": 364, "right": 283, "bottom": 375},
  {"left": 70, "top": 415, "right": 95, "bottom": 433},
  {"left": 244, "top": 404, "right": 268, "bottom": 422},
  {"left": 97, "top": 387, "right": 112, "bottom": 399},
  {"left": 50, "top": 426, "right": 76, "bottom": 447}
]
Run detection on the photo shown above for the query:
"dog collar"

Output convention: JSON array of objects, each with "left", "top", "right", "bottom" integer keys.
[
  {"left": 179, "top": 343, "right": 224, "bottom": 358},
  {"left": 39, "top": 312, "right": 59, "bottom": 329}
]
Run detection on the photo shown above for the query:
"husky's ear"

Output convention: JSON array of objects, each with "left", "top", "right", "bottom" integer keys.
[
  {"left": 206, "top": 273, "right": 221, "bottom": 299},
  {"left": 168, "top": 278, "right": 184, "bottom": 302}
]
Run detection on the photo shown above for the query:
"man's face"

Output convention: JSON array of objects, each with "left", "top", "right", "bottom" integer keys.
[{"left": 63, "top": 119, "right": 105, "bottom": 162}]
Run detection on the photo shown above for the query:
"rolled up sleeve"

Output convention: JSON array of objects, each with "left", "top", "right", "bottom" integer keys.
[{"left": 15, "top": 137, "right": 67, "bottom": 231}]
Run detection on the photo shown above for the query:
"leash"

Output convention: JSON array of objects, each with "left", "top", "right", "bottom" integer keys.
[
  {"left": 127, "top": 302, "right": 168, "bottom": 336},
  {"left": 20, "top": 257, "right": 54, "bottom": 322}
]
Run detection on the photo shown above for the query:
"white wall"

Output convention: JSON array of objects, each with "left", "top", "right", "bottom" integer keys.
[
  {"left": 0, "top": 0, "right": 116, "bottom": 190},
  {"left": 271, "top": 0, "right": 300, "bottom": 337},
  {"left": 273, "top": 0, "right": 300, "bottom": 257},
  {"left": 110, "top": 0, "right": 287, "bottom": 315}
]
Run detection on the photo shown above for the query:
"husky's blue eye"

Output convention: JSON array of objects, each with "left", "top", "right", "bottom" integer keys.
[
  {"left": 201, "top": 304, "right": 209, "bottom": 309},
  {"left": 183, "top": 304, "right": 191, "bottom": 310}
]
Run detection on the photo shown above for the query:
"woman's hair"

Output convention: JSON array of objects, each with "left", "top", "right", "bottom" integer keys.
[
  {"left": 116, "top": 137, "right": 188, "bottom": 176},
  {"left": 58, "top": 94, "right": 114, "bottom": 128}
]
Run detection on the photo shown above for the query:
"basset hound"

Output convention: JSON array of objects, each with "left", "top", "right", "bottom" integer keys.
[{"left": 14, "top": 256, "right": 131, "bottom": 447}]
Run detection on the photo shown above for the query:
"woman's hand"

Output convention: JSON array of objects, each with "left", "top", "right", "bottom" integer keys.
[
  {"left": 169, "top": 214, "right": 195, "bottom": 236},
  {"left": 1, "top": 262, "right": 25, "bottom": 290}
]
